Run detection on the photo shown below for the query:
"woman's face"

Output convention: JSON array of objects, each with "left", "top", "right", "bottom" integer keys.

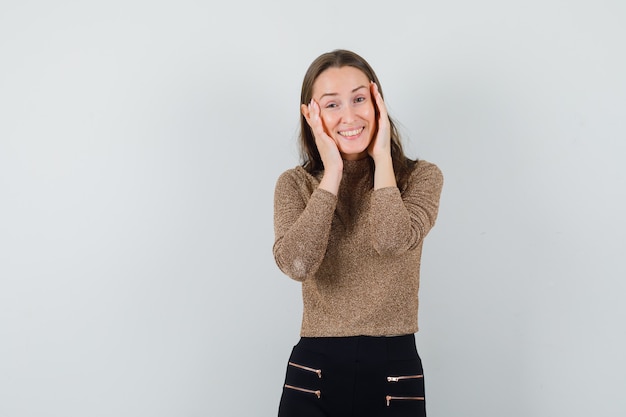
[{"left": 311, "top": 66, "right": 376, "bottom": 161}]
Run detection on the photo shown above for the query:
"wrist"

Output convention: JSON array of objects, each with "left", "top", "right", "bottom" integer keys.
[
  {"left": 373, "top": 154, "right": 396, "bottom": 190},
  {"left": 319, "top": 166, "right": 343, "bottom": 195},
  {"left": 372, "top": 152, "right": 393, "bottom": 167}
]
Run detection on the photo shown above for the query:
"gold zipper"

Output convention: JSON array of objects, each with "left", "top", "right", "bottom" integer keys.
[
  {"left": 288, "top": 361, "right": 322, "bottom": 378},
  {"left": 387, "top": 374, "right": 424, "bottom": 382},
  {"left": 386, "top": 395, "right": 425, "bottom": 406},
  {"left": 284, "top": 384, "right": 321, "bottom": 399}
]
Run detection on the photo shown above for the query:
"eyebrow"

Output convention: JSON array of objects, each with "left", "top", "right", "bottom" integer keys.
[{"left": 319, "top": 85, "right": 368, "bottom": 100}]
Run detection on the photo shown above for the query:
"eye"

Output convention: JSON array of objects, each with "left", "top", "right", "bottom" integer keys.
[
  {"left": 354, "top": 96, "right": 366, "bottom": 103},
  {"left": 325, "top": 102, "right": 338, "bottom": 109}
]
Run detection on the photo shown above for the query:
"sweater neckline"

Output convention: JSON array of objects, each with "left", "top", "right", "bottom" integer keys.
[{"left": 342, "top": 157, "right": 372, "bottom": 176}]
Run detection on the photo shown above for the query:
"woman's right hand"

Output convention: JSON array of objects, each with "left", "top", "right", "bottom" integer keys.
[{"left": 301, "top": 99, "right": 343, "bottom": 193}]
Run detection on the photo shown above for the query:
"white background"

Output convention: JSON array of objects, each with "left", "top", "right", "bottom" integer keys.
[{"left": 1, "top": 1, "right": 625, "bottom": 416}]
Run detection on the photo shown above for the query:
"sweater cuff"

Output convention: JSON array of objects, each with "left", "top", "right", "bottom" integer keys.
[
  {"left": 312, "top": 187, "right": 339, "bottom": 205},
  {"left": 372, "top": 186, "right": 400, "bottom": 200}
]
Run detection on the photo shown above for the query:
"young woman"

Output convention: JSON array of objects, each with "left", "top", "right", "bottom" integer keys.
[{"left": 273, "top": 49, "right": 443, "bottom": 417}]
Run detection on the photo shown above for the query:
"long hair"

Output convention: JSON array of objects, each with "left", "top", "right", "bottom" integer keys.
[{"left": 299, "top": 49, "right": 417, "bottom": 189}]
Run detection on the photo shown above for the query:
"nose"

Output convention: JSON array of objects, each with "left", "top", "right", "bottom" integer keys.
[{"left": 340, "top": 105, "right": 356, "bottom": 123}]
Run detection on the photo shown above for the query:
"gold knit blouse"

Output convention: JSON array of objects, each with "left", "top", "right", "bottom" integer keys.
[{"left": 273, "top": 158, "right": 443, "bottom": 337}]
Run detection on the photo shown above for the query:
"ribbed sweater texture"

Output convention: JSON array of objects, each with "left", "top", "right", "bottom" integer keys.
[{"left": 273, "top": 158, "right": 443, "bottom": 337}]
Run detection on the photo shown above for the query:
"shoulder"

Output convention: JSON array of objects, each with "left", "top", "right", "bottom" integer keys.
[
  {"left": 411, "top": 159, "right": 442, "bottom": 177},
  {"left": 405, "top": 159, "right": 444, "bottom": 190},
  {"left": 277, "top": 165, "right": 318, "bottom": 184},
  {"left": 275, "top": 165, "right": 321, "bottom": 194}
]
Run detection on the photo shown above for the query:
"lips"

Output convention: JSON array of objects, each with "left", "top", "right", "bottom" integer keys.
[{"left": 338, "top": 127, "right": 364, "bottom": 138}]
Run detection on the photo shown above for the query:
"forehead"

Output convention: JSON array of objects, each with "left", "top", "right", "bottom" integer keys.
[{"left": 313, "top": 66, "right": 370, "bottom": 96}]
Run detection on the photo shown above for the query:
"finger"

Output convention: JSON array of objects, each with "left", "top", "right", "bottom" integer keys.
[
  {"left": 309, "top": 100, "right": 327, "bottom": 138},
  {"left": 303, "top": 100, "right": 322, "bottom": 136},
  {"left": 371, "top": 82, "right": 389, "bottom": 119}
]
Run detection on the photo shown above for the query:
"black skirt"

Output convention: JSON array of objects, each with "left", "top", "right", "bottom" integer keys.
[{"left": 278, "top": 334, "right": 427, "bottom": 417}]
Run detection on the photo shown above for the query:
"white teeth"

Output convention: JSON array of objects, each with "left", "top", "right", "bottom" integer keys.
[{"left": 339, "top": 127, "right": 363, "bottom": 137}]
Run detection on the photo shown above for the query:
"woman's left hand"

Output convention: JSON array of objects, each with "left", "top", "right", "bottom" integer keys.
[{"left": 367, "top": 81, "right": 392, "bottom": 162}]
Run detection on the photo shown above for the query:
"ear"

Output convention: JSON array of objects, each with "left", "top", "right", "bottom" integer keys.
[
  {"left": 301, "top": 103, "right": 310, "bottom": 119},
  {"left": 301, "top": 103, "right": 312, "bottom": 126}
]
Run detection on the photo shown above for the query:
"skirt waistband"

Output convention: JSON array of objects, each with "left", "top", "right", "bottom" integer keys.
[{"left": 295, "top": 334, "right": 417, "bottom": 363}]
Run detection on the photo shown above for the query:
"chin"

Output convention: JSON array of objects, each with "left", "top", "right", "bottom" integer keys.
[
  {"left": 339, "top": 146, "right": 369, "bottom": 160},
  {"left": 338, "top": 140, "right": 371, "bottom": 158}
]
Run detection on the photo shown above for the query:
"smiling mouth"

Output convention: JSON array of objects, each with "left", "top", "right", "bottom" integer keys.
[{"left": 338, "top": 127, "right": 364, "bottom": 138}]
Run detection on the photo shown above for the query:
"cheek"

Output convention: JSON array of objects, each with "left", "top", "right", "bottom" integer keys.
[
  {"left": 361, "top": 104, "right": 375, "bottom": 124},
  {"left": 320, "top": 112, "right": 338, "bottom": 132},
  {"left": 370, "top": 104, "right": 377, "bottom": 120},
  {"left": 363, "top": 106, "right": 376, "bottom": 138}
]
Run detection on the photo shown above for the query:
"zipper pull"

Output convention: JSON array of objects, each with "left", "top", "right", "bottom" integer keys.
[
  {"left": 387, "top": 376, "right": 399, "bottom": 382},
  {"left": 386, "top": 395, "right": 392, "bottom": 406}
]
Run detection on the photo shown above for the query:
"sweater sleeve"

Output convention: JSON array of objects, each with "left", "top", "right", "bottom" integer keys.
[
  {"left": 273, "top": 169, "right": 338, "bottom": 281},
  {"left": 369, "top": 161, "right": 444, "bottom": 256}
]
